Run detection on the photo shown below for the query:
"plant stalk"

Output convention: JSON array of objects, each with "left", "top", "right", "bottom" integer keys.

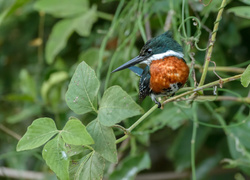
[
  {"left": 198, "top": 0, "right": 228, "bottom": 87},
  {"left": 191, "top": 103, "right": 198, "bottom": 180}
]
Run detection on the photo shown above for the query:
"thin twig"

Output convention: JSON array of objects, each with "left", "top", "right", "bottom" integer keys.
[
  {"left": 189, "top": 1, "right": 212, "bottom": 34},
  {"left": 162, "top": 74, "right": 242, "bottom": 106},
  {"left": 144, "top": 10, "right": 152, "bottom": 40},
  {"left": 199, "top": 0, "right": 213, "bottom": 6},
  {"left": 164, "top": 10, "right": 174, "bottom": 31},
  {"left": 135, "top": 168, "right": 238, "bottom": 180},
  {"left": 0, "top": 124, "right": 21, "bottom": 140},
  {"left": 0, "top": 167, "right": 45, "bottom": 180},
  {"left": 194, "top": 64, "right": 245, "bottom": 73},
  {"left": 187, "top": 96, "right": 250, "bottom": 103},
  {"left": 189, "top": 53, "right": 198, "bottom": 87},
  {"left": 38, "top": 11, "right": 45, "bottom": 66},
  {"left": 210, "top": 61, "right": 223, "bottom": 87}
]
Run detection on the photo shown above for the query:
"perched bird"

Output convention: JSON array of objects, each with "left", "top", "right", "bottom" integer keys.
[{"left": 112, "top": 31, "right": 189, "bottom": 108}]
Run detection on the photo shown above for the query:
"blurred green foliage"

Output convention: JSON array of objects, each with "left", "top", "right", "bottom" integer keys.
[{"left": 0, "top": 0, "right": 250, "bottom": 179}]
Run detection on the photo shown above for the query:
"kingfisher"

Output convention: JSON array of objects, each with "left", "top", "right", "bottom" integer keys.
[{"left": 112, "top": 31, "right": 189, "bottom": 108}]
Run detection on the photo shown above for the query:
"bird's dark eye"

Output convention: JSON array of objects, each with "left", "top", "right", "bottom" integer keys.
[{"left": 146, "top": 48, "right": 152, "bottom": 54}]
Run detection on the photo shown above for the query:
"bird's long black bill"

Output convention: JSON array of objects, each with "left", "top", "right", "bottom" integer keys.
[{"left": 111, "top": 56, "right": 145, "bottom": 73}]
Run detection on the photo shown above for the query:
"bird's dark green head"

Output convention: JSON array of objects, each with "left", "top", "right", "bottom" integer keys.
[
  {"left": 112, "top": 31, "right": 184, "bottom": 73},
  {"left": 139, "top": 31, "right": 183, "bottom": 57}
]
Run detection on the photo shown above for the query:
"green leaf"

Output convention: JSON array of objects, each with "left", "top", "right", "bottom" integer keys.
[
  {"left": 196, "top": 154, "right": 221, "bottom": 180},
  {"left": 45, "top": 19, "right": 75, "bottom": 64},
  {"left": 41, "top": 71, "right": 69, "bottom": 103},
  {"left": 167, "top": 124, "right": 210, "bottom": 171},
  {"left": 65, "top": 61, "right": 99, "bottom": 114},
  {"left": 43, "top": 135, "right": 69, "bottom": 180},
  {"left": 17, "top": 118, "right": 58, "bottom": 151},
  {"left": 78, "top": 48, "right": 100, "bottom": 67},
  {"left": 74, "top": 5, "right": 98, "bottom": 36},
  {"left": 61, "top": 117, "right": 94, "bottom": 145},
  {"left": 98, "top": 86, "right": 144, "bottom": 126},
  {"left": 230, "top": 121, "right": 250, "bottom": 149},
  {"left": 74, "top": 152, "right": 105, "bottom": 180},
  {"left": 34, "top": 0, "right": 89, "bottom": 18},
  {"left": 137, "top": 103, "right": 191, "bottom": 132},
  {"left": 44, "top": 5, "right": 97, "bottom": 64},
  {"left": 7, "top": 105, "right": 41, "bottom": 124},
  {"left": 87, "top": 119, "right": 117, "bottom": 163},
  {"left": 0, "top": 0, "right": 15, "bottom": 26},
  {"left": 239, "top": 0, "right": 250, "bottom": 5},
  {"left": 227, "top": 122, "right": 250, "bottom": 173},
  {"left": 20, "top": 69, "right": 37, "bottom": 98},
  {"left": 0, "top": 0, "right": 30, "bottom": 25},
  {"left": 66, "top": 144, "right": 90, "bottom": 157},
  {"left": 241, "top": 64, "right": 250, "bottom": 87},
  {"left": 228, "top": 6, "right": 250, "bottom": 19},
  {"left": 109, "top": 152, "right": 151, "bottom": 180}
]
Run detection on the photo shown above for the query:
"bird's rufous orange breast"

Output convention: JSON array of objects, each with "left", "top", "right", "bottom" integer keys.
[{"left": 149, "top": 56, "right": 189, "bottom": 93}]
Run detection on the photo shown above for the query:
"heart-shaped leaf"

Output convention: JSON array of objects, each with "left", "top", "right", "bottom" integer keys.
[
  {"left": 61, "top": 117, "right": 94, "bottom": 145},
  {"left": 45, "top": 19, "right": 75, "bottom": 64},
  {"left": 228, "top": 6, "right": 250, "bottom": 19},
  {"left": 65, "top": 61, "right": 99, "bottom": 114},
  {"left": 87, "top": 119, "right": 117, "bottom": 163},
  {"left": 241, "top": 64, "right": 250, "bottom": 87},
  {"left": 98, "top": 86, "right": 144, "bottom": 126},
  {"left": 34, "top": 0, "right": 89, "bottom": 18},
  {"left": 43, "top": 135, "right": 69, "bottom": 180},
  {"left": 74, "top": 5, "right": 97, "bottom": 37},
  {"left": 17, "top": 118, "right": 58, "bottom": 151},
  {"left": 74, "top": 152, "right": 105, "bottom": 180},
  {"left": 109, "top": 152, "right": 151, "bottom": 180}
]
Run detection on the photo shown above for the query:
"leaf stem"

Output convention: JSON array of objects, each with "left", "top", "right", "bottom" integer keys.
[
  {"left": 188, "top": 95, "right": 250, "bottom": 103},
  {"left": 112, "top": 124, "right": 130, "bottom": 135},
  {"left": 198, "top": 0, "right": 227, "bottom": 87},
  {"left": 194, "top": 65, "right": 245, "bottom": 73},
  {"left": 84, "top": 144, "right": 94, "bottom": 151},
  {"left": 116, "top": 104, "right": 158, "bottom": 144},
  {"left": 191, "top": 103, "right": 198, "bottom": 180},
  {"left": 96, "top": 11, "right": 113, "bottom": 21},
  {"left": 115, "top": 134, "right": 129, "bottom": 144},
  {"left": 127, "top": 105, "right": 158, "bottom": 132}
]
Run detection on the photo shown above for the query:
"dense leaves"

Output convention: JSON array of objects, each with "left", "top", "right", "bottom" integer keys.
[{"left": 1, "top": 0, "right": 249, "bottom": 179}]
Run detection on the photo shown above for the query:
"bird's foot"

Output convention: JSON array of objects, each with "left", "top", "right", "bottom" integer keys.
[{"left": 150, "top": 94, "right": 162, "bottom": 108}]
